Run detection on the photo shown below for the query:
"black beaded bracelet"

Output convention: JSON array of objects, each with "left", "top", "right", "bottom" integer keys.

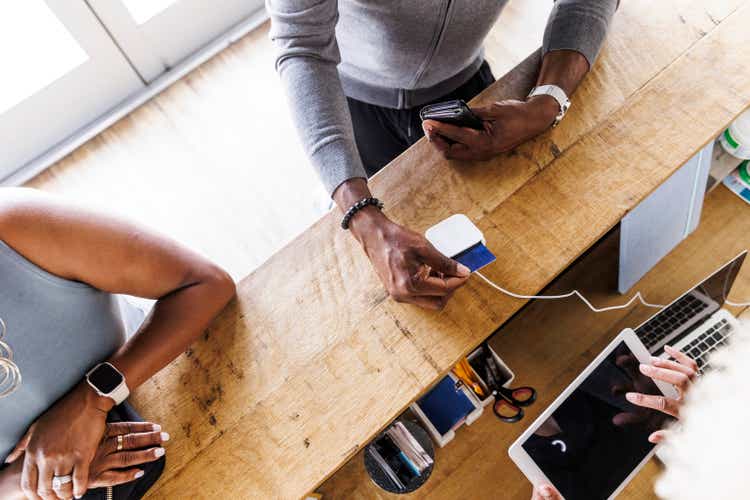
[{"left": 341, "top": 197, "right": 384, "bottom": 230}]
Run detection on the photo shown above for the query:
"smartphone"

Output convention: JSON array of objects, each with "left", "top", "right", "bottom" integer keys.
[{"left": 419, "top": 99, "right": 484, "bottom": 130}]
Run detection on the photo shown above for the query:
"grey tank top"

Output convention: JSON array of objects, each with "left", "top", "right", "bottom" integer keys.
[{"left": 0, "top": 240, "right": 135, "bottom": 461}]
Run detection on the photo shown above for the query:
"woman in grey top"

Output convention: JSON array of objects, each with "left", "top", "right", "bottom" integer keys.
[{"left": 0, "top": 188, "right": 235, "bottom": 499}]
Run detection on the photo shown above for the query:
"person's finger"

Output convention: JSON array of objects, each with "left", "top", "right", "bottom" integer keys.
[
  {"left": 639, "top": 363, "right": 691, "bottom": 392},
  {"left": 625, "top": 392, "right": 680, "bottom": 417},
  {"left": 650, "top": 356, "right": 697, "bottom": 379},
  {"left": 105, "top": 447, "right": 165, "bottom": 471},
  {"left": 612, "top": 411, "right": 647, "bottom": 427},
  {"left": 532, "top": 483, "right": 563, "bottom": 500},
  {"left": 105, "top": 422, "right": 160, "bottom": 438},
  {"left": 416, "top": 244, "right": 470, "bottom": 278},
  {"left": 469, "top": 104, "right": 496, "bottom": 120},
  {"left": 663, "top": 345, "right": 699, "bottom": 375},
  {"left": 92, "top": 469, "right": 145, "bottom": 489},
  {"left": 648, "top": 430, "right": 669, "bottom": 444},
  {"left": 430, "top": 134, "right": 451, "bottom": 154},
  {"left": 72, "top": 458, "right": 90, "bottom": 500},
  {"left": 53, "top": 463, "right": 74, "bottom": 500},
  {"left": 36, "top": 459, "right": 58, "bottom": 500},
  {"left": 104, "top": 431, "right": 169, "bottom": 455},
  {"left": 411, "top": 273, "right": 469, "bottom": 297},
  {"left": 422, "top": 120, "right": 484, "bottom": 146},
  {"left": 5, "top": 428, "right": 32, "bottom": 464},
  {"left": 21, "top": 457, "right": 42, "bottom": 500}
]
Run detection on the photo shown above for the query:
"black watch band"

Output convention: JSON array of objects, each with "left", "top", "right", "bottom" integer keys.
[{"left": 341, "top": 197, "right": 384, "bottom": 230}]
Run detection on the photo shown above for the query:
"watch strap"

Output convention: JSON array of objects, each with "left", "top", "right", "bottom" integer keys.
[{"left": 527, "top": 84, "right": 571, "bottom": 127}]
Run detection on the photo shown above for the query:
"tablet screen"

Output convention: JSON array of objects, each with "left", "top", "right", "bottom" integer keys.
[{"left": 521, "top": 341, "right": 674, "bottom": 499}]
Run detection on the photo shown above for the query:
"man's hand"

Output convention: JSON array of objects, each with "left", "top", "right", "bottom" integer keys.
[
  {"left": 423, "top": 97, "right": 559, "bottom": 161},
  {"left": 6, "top": 382, "right": 112, "bottom": 499},
  {"left": 423, "top": 49, "right": 589, "bottom": 162},
  {"left": 333, "top": 179, "right": 470, "bottom": 310}
]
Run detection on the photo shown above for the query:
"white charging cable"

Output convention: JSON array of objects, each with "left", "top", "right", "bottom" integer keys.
[{"left": 474, "top": 271, "right": 666, "bottom": 313}]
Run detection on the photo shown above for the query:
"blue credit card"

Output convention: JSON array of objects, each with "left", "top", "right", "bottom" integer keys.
[{"left": 453, "top": 242, "right": 496, "bottom": 272}]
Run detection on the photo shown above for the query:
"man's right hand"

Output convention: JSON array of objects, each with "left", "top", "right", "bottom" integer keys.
[{"left": 333, "top": 179, "right": 470, "bottom": 310}]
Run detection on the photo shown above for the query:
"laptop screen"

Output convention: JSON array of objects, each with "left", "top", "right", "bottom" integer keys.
[{"left": 635, "top": 251, "right": 747, "bottom": 352}]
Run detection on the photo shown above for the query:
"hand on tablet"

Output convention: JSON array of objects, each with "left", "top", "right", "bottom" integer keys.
[
  {"left": 531, "top": 484, "right": 563, "bottom": 500},
  {"left": 625, "top": 345, "right": 698, "bottom": 442}
]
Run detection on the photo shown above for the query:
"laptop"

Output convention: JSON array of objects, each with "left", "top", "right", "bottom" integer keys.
[{"left": 635, "top": 251, "right": 747, "bottom": 374}]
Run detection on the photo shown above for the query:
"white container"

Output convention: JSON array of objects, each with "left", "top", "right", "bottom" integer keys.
[
  {"left": 410, "top": 344, "right": 514, "bottom": 448},
  {"left": 720, "top": 109, "right": 750, "bottom": 159}
]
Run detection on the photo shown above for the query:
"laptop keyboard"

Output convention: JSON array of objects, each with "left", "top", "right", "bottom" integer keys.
[
  {"left": 639, "top": 294, "right": 709, "bottom": 350},
  {"left": 680, "top": 318, "right": 734, "bottom": 375}
]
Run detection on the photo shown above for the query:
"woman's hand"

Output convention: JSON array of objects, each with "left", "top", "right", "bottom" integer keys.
[
  {"left": 531, "top": 484, "right": 563, "bottom": 500},
  {"left": 625, "top": 345, "right": 698, "bottom": 443},
  {"left": 6, "top": 383, "right": 112, "bottom": 499},
  {"left": 5, "top": 421, "right": 167, "bottom": 500},
  {"left": 56, "top": 421, "right": 167, "bottom": 500}
]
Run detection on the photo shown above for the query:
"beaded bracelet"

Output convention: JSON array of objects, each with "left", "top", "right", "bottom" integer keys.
[{"left": 341, "top": 197, "right": 384, "bottom": 230}]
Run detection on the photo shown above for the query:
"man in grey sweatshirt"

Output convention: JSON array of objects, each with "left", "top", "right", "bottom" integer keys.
[{"left": 268, "top": 0, "right": 617, "bottom": 309}]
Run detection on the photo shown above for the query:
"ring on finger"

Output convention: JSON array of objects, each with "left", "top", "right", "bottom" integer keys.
[
  {"left": 52, "top": 474, "right": 73, "bottom": 489},
  {"left": 117, "top": 434, "right": 124, "bottom": 452}
]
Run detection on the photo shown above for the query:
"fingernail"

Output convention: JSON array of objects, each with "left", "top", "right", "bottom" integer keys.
[
  {"left": 135, "top": 470, "right": 144, "bottom": 479},
  {"left": 540, "top": 485, "right": 553, "bottom": 499},
  {"left": 625, "top": 392, "right": 637, "bottom": 402},
  {"left": 639, "top": 363, "right": 652, "bottom": 374},
  {"left": 154, "top": 447, "right": 165, "bottom": 457},
  {"left": 160, "top": 432, "right": 170, "bottom": 442},
  {"left": 650, "top": 356, "right": 663, "bottom": 364},
  {"left": 152, "top": 424, "right": 162, "bottom": 432},
  {"left": 457, "top": 263, "right": 471, "bottom": 276}
]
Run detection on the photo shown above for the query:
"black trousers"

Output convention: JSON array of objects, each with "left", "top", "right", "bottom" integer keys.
[{"left": 347, "top": 62, "right": 496, "bottom": 178}]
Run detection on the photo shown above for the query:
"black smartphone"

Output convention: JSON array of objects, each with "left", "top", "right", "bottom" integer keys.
[{"left": 419, "top": 99, "right": 484, "bottom": 130}]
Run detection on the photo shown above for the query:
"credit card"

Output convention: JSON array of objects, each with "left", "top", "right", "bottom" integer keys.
[{"left": 453, "top": 242, "right": 496, "bottom": 272}]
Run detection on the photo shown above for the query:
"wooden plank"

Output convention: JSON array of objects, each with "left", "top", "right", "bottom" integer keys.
[
  {"left": 139, "top": 1, "right": 750, "bottom": 497},
  {"left": 318, "top": 185, "right": 750, "bottom": 499}
]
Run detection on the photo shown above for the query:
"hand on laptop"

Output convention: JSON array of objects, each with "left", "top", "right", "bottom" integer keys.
[
  {"left": 625, "top": 345, "right": 698, "bottom": 442},
  {"left": 531, "top": 484, "right": 562, "bottom": 500}
]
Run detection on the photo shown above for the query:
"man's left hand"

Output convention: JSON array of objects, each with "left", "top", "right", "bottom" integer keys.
[{"left": 422, "top": 97, "right": 559, "bottom": 161}]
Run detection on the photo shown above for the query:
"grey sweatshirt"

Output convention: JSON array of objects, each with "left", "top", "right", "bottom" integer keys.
[{"left": 267, "top": 0, "right": 618, "bottom": 195}]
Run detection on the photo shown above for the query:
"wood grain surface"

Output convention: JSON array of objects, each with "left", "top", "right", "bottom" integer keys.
[{"left": 131, "top": 1, "right": 750, "bottom": 497}]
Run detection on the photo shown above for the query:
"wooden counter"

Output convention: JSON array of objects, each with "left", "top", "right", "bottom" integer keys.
[{"left": 136, "top": 1, "right": 750, "bottom": 497}]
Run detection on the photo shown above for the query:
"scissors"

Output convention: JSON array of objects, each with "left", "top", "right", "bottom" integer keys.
[{"left": 477, "top": 342, "right": 537, "bottom": 423}]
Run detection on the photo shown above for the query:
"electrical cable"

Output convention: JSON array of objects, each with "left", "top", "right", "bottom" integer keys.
[{"left": 474, "top": 271, "right": 666, "bottom": 313}]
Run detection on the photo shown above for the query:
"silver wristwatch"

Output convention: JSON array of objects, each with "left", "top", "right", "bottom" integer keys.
[{"left": 527, "top": 84, "right": 571, "bottom": 128}]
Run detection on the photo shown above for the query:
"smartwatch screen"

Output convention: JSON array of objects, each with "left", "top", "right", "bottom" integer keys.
[{"left": 89, "top": 363, "right": 123, "bottom": 394}]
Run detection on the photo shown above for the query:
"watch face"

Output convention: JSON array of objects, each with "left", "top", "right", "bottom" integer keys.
[{"left": 89, "top": 363, "right": 123, "bottom": 394}]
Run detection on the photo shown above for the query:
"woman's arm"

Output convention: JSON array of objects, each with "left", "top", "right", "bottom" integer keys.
[{"left": 0, "top": 187, "right": 235, "bottom": 499}]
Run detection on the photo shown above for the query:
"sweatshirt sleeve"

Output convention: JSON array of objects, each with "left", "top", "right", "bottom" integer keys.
[
  {"left": 542, "top": 0, "right": 619, "bottom": 68},
  {"left": 266, "top": 0, "right": 366, "bottom": 196}
]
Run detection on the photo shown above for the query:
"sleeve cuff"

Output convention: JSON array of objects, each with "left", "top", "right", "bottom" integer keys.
[{"left": 310, "top": 138, "right": 368, "bottom": 196}]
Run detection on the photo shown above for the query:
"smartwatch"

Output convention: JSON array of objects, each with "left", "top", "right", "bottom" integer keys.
[
  {"left": 527, "top": 84, "right": 571, "bottom": 128},
  {"left": 85, "top": 362, "right": 130, "bottom": 405}
]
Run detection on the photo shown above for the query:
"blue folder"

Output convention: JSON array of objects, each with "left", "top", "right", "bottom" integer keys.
[{"left": 418, "top": 376, "right": 475, "bottom": 435}]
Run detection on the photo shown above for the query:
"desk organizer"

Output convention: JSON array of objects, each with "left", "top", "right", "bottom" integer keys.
[{"left": 411, "top": 343, "right": 514, "bottom": 447}]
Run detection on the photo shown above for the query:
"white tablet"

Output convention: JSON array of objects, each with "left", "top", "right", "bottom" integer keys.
[{"left": 509, "top": 329, "right": 678, "bottom": 500}]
